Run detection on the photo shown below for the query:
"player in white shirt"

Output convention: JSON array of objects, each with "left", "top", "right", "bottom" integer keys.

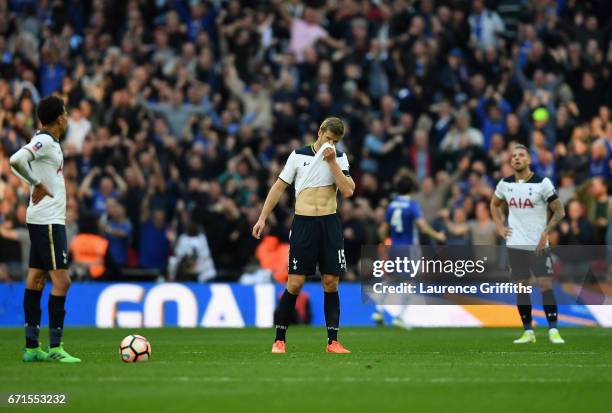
[
  {"left": 9, "top": 96, "right": 81, "bottom": 363},
  {"left": 490, "top": 144, "right": 566, "bottom": 344},
  {"left": 252, "top": 117, "right": 355, "bottom": 354}
]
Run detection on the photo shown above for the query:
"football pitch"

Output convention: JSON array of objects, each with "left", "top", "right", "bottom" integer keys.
[{"left": 0, "top": 327, "right": 611, "bottom": 412}]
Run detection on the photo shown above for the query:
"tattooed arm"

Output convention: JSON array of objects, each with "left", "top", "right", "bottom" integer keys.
[
  {"left": 544, "top": 198, "right": 566, "bottom": 234},
  {"left": 536, "top": 198, "right": 565, "bottom": 253}
]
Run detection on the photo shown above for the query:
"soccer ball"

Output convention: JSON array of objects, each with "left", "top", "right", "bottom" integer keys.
[{"left": 119, "top": 334, "right": 151, "bottom": 363}]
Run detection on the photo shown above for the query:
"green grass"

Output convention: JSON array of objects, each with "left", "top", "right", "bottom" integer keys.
[{"left": 0, "top": 327, "right": 611, "bottom": 412}]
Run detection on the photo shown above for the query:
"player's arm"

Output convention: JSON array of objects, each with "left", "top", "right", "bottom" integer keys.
[
  {"left": 441, "top": 211, "right": 469, "bottom": 236},
  {"left": 9, "top": 147, "right": 38, "bottom": 186},
  {"left": 416, "top": 218, "right": 446, "bottom": 242},
  {"left": 544, "top": 198, "right": 565, "bottom": 235},
  {"left": 320, "top": 35, "right": 346, "bottom": 50},
  {"left": 536, "top": 197, "right": 565, "bottom": 253},
  {"left": 106, "top": 165, "right": 127, "bottom": 195},
  {"left": 490, "top": 195, "right": 512, "bottom": 239},
  {"left": 323, "top": 148, "right": 354, "bottom": 198},
  {"left": 78, "top": 167, "right": 100, "bottom": 199},
  {"left": 252, "top": 178, "right": 289, "bottom": 239},
  {"left": 223, "top": 57, "right": 247, "bottom": 102},
  {"left": 9, "top": 148, "right": 53, "bottom": 204},
  {"left": 141, "top": 188, "right": 153, "bottom": 223},
  {"left": 378, "top": 222, "right": 389, "bottom": 242},
  {"left": 330, "top": 162, "right": 355, "bottom": 198},
  {"left": 536, "top": 179, "right": 565, "bottom": 252}
]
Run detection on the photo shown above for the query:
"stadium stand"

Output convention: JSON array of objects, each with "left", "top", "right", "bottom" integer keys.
[{"left": 0, "top": 0, "right": 611, "bottom": 282}]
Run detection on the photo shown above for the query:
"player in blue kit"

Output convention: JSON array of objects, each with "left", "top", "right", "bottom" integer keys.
[
  {"left": 373, "top": 175, "right": 446, "bottom": 326},
  {"left": 383, "top": 176, "right": 446, "bottom": 246}
]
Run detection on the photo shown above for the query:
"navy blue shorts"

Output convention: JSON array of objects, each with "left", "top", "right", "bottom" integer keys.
[
  {"left": 507, "top": 247, "right": 552, "bottom": 279},
  {"left": 27, "top": 224, "right": 68, "bottom": 271},
  {"left": 288, "top": 214, "right": 345, "bottom": 276}
]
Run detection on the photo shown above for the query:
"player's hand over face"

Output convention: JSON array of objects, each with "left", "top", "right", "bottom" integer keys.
[
  {"left": 32, "top": 183, "right": 54, "bottom": 205},
  {"left": 323, "top": 147, "right": 336, "bottom": 163},
  {"left": 252, "top": 219, "right": 265, "bottom": 239},
  {"left": 496, "top": 225, "right": 512, "bottom": 239}
]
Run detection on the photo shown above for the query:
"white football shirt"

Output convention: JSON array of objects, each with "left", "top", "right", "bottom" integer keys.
[
  {"left": 23, "top": 131, "right": 66, "bottom": 225},
  {"left": 279, "top": 144, "right": 350, "bottom": 196},
  {"left": 494, "top": 173, "right": 557, "bottom": 250}
]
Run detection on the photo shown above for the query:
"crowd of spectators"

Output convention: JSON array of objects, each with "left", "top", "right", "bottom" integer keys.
[{"left": 0, "top": 0, "right": 611, "bottom": 282}]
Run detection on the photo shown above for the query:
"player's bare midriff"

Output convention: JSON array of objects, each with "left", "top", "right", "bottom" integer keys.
[{"left": 295, "top": 185, "right": 337, "bottom": 216}]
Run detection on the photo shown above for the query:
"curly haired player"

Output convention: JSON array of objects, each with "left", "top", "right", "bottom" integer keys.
[{"left": 10, "top": 96, "right": 81, "bottom": 363}]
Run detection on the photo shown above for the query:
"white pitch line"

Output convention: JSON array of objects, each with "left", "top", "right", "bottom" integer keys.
[
  {"left": 1, "top": 376, "right": 610, "bottom": 384},
  {"left": 301, "top": 361, "right": 612, "bottom": 368},
  {"left": 471, "top": 351, "right": 600, "bottom": 355}
]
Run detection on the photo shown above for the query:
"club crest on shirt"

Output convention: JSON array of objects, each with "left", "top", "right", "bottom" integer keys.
[{"left": 32, "top": 142, "right": 43, "bottom": 152}]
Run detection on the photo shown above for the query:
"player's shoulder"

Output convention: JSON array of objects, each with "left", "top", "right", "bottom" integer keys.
[
  {"left": 33, "top": 129, "right": 55, "bottom": 140},
  {"left": 527, "top": 174, "right": 548, "bottom": 184},
  {"left": 30, "top": 130, "right": 55, "bottom": 145},
  {"left": 390, "top": 195, "right": 411, "bottom": 206},
  {"left": 294, "top": 145, "right": 315, "bottom": 157},
  {"left": 500, "top": 174, "right": 553, "bottom": 186},
  {"left": 335, "top": 148, "right": 345, "bottom": 158},
  {"left": 26, "top": 130, "right": 55, "bottom": 154}
]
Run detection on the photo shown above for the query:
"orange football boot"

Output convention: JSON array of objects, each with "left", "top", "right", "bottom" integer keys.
[
  {"left": 326, "top": 341, "right": 351, "bottom": 353},
  {"left": 271, "top": 340, "right": 286, "bottom": 354}
]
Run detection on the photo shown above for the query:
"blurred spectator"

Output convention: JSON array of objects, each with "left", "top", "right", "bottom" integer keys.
[
  {"left": 139, "top": 88, "right": 210, "bottom": 139},
  {"left": 78, "top": 166, "right": 127, "bottom": 217},
  {"left": 468, "top": 0, "right": 505, "bottom": 50},
  {"left": 0, "top": 203, "right": 29, "bottom": 278},
  {"left": 360, "top": 118, "right": 402, "bottom": 174},
  {"left": 409, "top": 129, "right": 432, "bottom": 180},
  {"left": 576, "top": 177, "right": 611, "bottom": 244},
  {"left": 70, "top": 213, "right": 118, "bottom": 279},
  {"left": 100, "top": 199, "right": 132, "bottom": 267},
  {"left": 589, "top": 139, "right": 611, "bottom": 180},
  {"left": 275, "top": 2, "right": 344, "bottom": 64},
  {"left": 475, "top": 91, "right": 511, "bottom": 150},
  {"left": 440, "top": 111, "right": 484, "bottom": 152},
  {"left": 414, "top": 157, "right": 470, "bottom": 224},
  {"left": 138, "top": 190, "right": 171, "bottom": 273},
  {"left": 223, "top": 57, "right": 272, "bottom": 131},
  {"left": 167, "top": 221, "right": 216, "bottom": 282},
  {"left": 504, "top": 113, "right": 529, "bottom": 147},
  {"left": 469, "top": 201, "right": 497, "bottom": 246},
  {"left": 441, "top": 208, "right": 471, "bottom": 246},
  {"left": 340, "top": 200, "right": 367, "bottom": 275},
  {"left": 64, "top": 107, "right": 91, "bottom": 153},
  {"left": 559, "top": 200, "right": 595, "bottom": 245}
]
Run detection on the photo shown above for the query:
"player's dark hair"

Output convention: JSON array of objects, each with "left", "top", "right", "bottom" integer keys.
[
  {"left": 36, "top": 95, "right": 65, "bottom": 126},
  {"left": 320, "top": 117, "right": 345, "bottom": 139},
  {"left": 186, "top": 222, "right": 201, "bottom": 236},
  {"left": 395, "top": 175, "right": 415, "bottom": 195}
]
